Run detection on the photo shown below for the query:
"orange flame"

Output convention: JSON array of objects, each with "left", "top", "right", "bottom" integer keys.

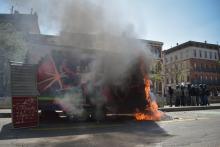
[{"left": 135, "top": 57, "right": 164, "bottom": 121}]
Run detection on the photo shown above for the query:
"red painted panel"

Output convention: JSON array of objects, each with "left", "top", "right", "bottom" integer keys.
[{"left": 12, "top": 97, "right": 38, "bottom": 128}]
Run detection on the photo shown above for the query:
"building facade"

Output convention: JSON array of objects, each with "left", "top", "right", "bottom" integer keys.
[
  {"left": 0, "top": 12, "right": 40, "bottom": 97},
  {"left": 0, "top": 12, "right": 164, "bottom": 97},
  {"left": 0, "top": 11, "right": 40, "bottom": 34},
  {"left": 142, "top": 40, "right": 163, "bottom": 95},
  {"left": 163, "top": 41, "right": 220, "bottom": 95}
]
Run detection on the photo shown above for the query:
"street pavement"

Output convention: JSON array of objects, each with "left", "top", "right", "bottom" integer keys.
[
  {"left": 1, "top": 103, "right": 220, "bottom": 118},
  {"left": 0, "top": 109, "right": 220, "bottom": 147}
]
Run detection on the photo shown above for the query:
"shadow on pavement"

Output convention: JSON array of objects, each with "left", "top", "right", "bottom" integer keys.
[{"left": 0, "top": 116, "right": 171, "bottom": 144}]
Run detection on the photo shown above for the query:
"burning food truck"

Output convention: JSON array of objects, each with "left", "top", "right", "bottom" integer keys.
[{"left": 13, "top": 34, "right": 163, "bottom": 121}]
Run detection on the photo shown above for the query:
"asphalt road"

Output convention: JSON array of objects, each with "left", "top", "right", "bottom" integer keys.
[{"left": 0, "top": 110, "right": 220, "bottom": 147}]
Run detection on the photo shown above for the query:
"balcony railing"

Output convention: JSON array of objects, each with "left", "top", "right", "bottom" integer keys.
[
  {"left": 193, "top": 68, "right": 220, "bottom": 73},
  {"left": 191, "top": 79, "right": 220, "bottom": 86}
]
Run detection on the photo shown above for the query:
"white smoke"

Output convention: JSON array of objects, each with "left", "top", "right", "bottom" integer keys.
[
  {"left": 55, "top": 89, "right": 84, "bottom": 117},
  {"left": 10, "top": 0, "right": 154, "bottom": 118}
]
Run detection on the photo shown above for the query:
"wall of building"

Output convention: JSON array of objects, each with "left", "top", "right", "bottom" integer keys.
[
  {"left": 190, "top": 58, "right": 220, "bottom": 85},
  {"left": 164, "top": 47, "right": 192, "bottom": 88},
  {"left": 165, "top": 47, "right": 190, "bottom": 64},
  {"left": 164, "top": 46, "right": 219, "bottom": 65},
  {"left": 163, "top": 42, "right": 220, "bottom": 98},
  {"left": 145, "top": 40, "right": 163, "bottom": 95},
  {"left": 189, "top": 46, "right": 219, "bottom": 60}
]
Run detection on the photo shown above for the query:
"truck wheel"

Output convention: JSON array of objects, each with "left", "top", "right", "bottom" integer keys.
[
  {"left": 77, "top": 109, "right": 90, "bottom": 121},
  {"left": 93, "top": 106, "right": 106, "bottom": 122}
]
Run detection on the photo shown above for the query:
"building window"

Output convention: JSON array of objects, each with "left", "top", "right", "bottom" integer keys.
[
  {"left": 186, "top": 50, "right": 189, "bottom": 58},
  {"left": 180, "top": 52, "right": 183, "bottom": 59},
  {"left": 194, "top": 50, "right": 197, "bottom": 57},
  {"left": 175, "top": 55, "right": 178, "bottom": 60},
  {"left": 199, "top": 50, "right": 202, "bottom": 57},
  {"left": 209, "top": 52, "right": 212, "bottom": 59},
  {"left": 214, "top": 52, "right": 217, "bottom": 59},
  {"left": 170, "top": 56, "right": 173, "bottom": 62},
  {"left": 175, "top": 64, "right": 178, "bottom": 70},
  {"left": 194, "top": 63, "right": 197, "bottom": 69},
  {"left": 205, "top": 51, "right": 207, "bottom": 58}
]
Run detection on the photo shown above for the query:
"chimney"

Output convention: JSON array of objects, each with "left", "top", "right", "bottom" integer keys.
[
  {"left": 11, "top": 6, "right": 14, "bottom": 14},
  {"left": 31, "top": 8, "right": 33, "bottom": 14},
  {"left": 204, "top": 40, "right": 207, "bottom": 44},
  {"left": 176, "top": 43, "right": 179, "bottom": 46}
]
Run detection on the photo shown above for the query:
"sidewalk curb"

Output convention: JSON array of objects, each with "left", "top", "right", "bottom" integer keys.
[
  {"left": 0, "top": 113, "right": 11, "bottom": 118},
  {"left": 159, "top": 105, "right": 220, "bottom": 112}
]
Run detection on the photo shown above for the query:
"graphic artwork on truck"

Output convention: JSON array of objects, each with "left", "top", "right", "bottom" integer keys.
[{"left": 36, "top": 48, "right": 149, "bottom": 120}]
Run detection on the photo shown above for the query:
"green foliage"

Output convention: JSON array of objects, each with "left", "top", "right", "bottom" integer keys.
[
  {"left": 150, "top": 73, "right": 162, "bottom": 81},
  {"left": 150, "top": 61, "right": 163, "bottom": 82},
  {"left": 171, "top": 63, "right": 184, "bottom": 84}
]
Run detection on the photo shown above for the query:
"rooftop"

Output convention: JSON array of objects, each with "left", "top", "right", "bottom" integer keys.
[
  {"left": 0, "top": 13, "right": 40, "bottom": 34},
  {"left": 164, "top": 41, "right": 219, "bottom": 54},
  {"left": 140, "top": 39, "right": 163, "bottom": 47},
  {"left": 25, "top": 33, "right": 163, "bottom": 51}
]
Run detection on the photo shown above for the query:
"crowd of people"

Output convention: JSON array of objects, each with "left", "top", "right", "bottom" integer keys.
[{"left": 168, "top": 84, "right": 210, "bottom": 107}]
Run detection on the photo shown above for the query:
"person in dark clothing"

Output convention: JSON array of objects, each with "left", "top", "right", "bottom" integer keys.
[
  {"left": 168, "top": 86, "right": 174, "bottom": 107},
  {"left": 206, "top": 88, "right": 210, "bottom": 105},
  {"left": 175, "top": 85, "right": 181, "bottom": 107},
  {"left": 180, "top": 85, "right": 185, "bottom": 106},
  {"left": 190, "top": 85, "right": 196, "bottom": 106},
  {"left": 186, "top": 84, "right": 191, "bottom": 105},
  {"left": 199, "top": 84, "right": 205, "bottom": 105},
  {"left": 203, "top": 84, "right": 210, "bottom": 106},
  {"left": 195, "top": 84, "right": 200, "bottom": 106}
]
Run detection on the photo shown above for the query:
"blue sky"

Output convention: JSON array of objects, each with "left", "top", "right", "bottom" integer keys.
[{"left": 0, "top": 0, "right": 219, "bottom": 49}]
